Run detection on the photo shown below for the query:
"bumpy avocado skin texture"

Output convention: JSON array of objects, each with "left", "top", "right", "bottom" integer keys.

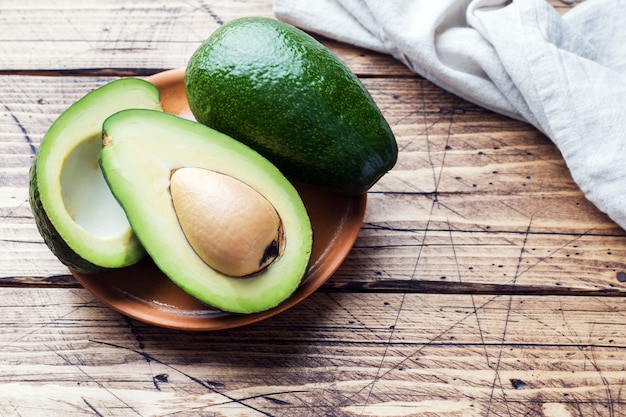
[
  {"left": 99, "top": 109, "right": 313, "bottom": 314},
  {"left": 185, "top": 17, "right": 397, "bottom": 195}
]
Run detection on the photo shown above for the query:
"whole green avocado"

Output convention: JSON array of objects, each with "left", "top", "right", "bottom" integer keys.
[{"left": 185, "top": 17, "right": 397, "bottom": 195}]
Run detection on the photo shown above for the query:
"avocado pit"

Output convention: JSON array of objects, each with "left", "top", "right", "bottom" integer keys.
[{"left": 170, "top": 167, "right": 283, "bottom": 277}]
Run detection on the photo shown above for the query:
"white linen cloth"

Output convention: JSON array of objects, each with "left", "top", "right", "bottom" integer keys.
[{"left": 274, "top": 0, "right": 626, "bottom": 230}]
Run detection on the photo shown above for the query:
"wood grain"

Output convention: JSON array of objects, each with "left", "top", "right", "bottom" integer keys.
[
  {"left": 4, "top": 1, "right": 626, "bottom": 416},
  {"left": 0, "top": 0, "right": 411, "bottom": 77},
  {"left": 0, "top": 288, "right": 624, "bottom": 416},
  {"left": 0, "top": 0, "right": 574, "bottom": 76}
]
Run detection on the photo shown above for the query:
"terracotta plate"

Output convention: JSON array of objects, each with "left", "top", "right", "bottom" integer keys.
[{"left": 71, "top": 68, "right": 367, "bottom": 331}]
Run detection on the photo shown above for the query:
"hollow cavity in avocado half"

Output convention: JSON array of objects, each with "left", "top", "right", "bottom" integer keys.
[
  {"left": 29, "top": 78, "right": 162, "bottom": 274},
  {"left": 99, "top": 109, "right": 313, "bottom": 314}
]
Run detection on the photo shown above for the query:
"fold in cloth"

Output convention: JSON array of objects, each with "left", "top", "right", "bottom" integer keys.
[{"left": 274, "top": 0, "right": 626, "bottom": 231}]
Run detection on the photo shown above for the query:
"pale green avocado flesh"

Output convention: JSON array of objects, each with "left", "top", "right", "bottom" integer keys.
[
  {"left": 29, "top": 78, "right": 162, "bottom": 273},
  {"left": 99, "top": 109, "right": 313, "bottom": 314}
]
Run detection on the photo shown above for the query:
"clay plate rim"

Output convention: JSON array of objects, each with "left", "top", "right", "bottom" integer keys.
[{"left": 71, "top": 68, "right": 367, "bottom": 331}]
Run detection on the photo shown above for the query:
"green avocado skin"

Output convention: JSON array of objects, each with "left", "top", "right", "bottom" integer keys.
[{"left": 185, "top": 17, "right": 397, "bottom": 195}]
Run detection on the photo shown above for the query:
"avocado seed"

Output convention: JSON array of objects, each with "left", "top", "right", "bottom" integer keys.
[{"left": 170, "top": 167, "right": 283, "bottom": 277}]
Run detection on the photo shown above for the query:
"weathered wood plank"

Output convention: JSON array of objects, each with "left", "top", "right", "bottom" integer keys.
[
  {"left": 0, "top": 287, "right": 623, "bottom": 416},
  {"left": 0, "top": 0, "right": 579, "bottom": 76},
  {"left": 0, "top": 0, "right": 411, "bottom": 76},
  {"left": 2, "top": 1, "right": 620, "bottom": 416}
]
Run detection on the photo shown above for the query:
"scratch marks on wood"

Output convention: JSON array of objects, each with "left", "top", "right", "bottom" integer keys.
[
  {"left": 359, "top": 292, "right": 406, "bottom": 413},
  {"left": 3, "top": 103, "right": 37, "bottom": 154},
  {"left": 333, "top": 295, "right": 519, "bottom": 411},
  {"left": 324, "top": 293, "right": 391, "bottom": 342},
  {"left": 348, "top": 86, "right": 459, "bottom": 409},
  {"left": 48, "top": 344, "right": 144, "bottom": 416},
  {"left": 593, "top": 352, "right": 617, "bottom": 417},
  {"left": 566, "top": 311, "right": 619, "bottom": 417},
  {"left": 124, "top": 315, "right": 146, "bottom": 351},
  {"left": 433, "top": 97, "right": 461, "bottom": 203},
  {"left": 486, "top": 218, "right": 532, "bottom": 417},
  {"left": 447, "top": 218, "right": 492, "bottom": 380},
  {"left": 363, "top": 84, "right": 454, "bottom": 412},
  {"left": 497, "top": 225, "right": 597, "bottom": 286},
  {"left": 89, "top": 339, "right": 303, "bottom": 416},
  {"left": 82, "top": 398, "right": 105, "bottom": 417},
  {"left": 196, "top": 1, "right": 224, "bottom": 25},
  {"left": 120, "top": 317, "right": 285, "bottom": 414}
]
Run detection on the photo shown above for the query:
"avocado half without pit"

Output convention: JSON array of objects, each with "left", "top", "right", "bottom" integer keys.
[
  {"left": 29, "top": 78, "right": 162, "bottom": 273},
  {"left": 99, "top": 109, "right": 313, "bottom": 314}
]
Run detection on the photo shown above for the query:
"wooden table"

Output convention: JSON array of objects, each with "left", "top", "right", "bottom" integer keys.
[{"left": 2, "top": 1, "right": 624, "bottom": 416}]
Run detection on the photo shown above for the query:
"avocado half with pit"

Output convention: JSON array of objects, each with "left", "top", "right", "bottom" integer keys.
[
  {"left": 29, "top": 78, "right": 162, "bottom": 273},
  {"left": 99, "top": 109, "right": 313, "bottom": 314}
]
